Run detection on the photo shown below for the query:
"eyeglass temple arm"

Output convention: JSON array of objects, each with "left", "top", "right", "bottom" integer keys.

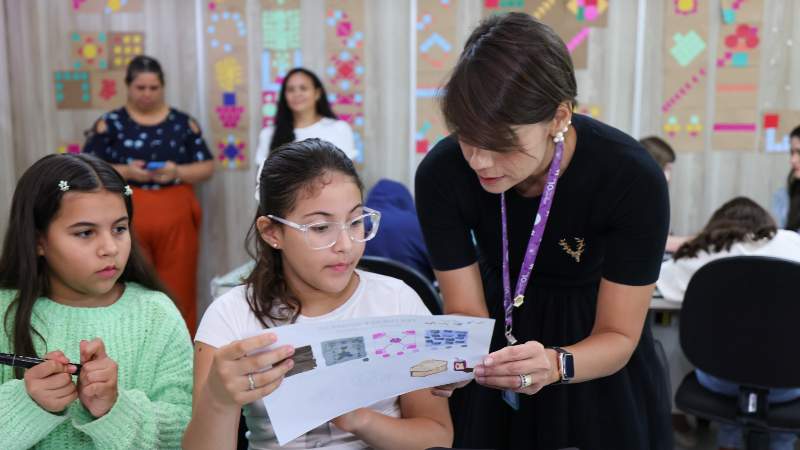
[{"left": 266, "top": 215, "right": 304, "bottom": 231}]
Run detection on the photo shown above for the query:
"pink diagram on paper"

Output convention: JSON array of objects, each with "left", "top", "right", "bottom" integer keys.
[{"left": 374, "top": 331, "right": 418, "bottom": 357}]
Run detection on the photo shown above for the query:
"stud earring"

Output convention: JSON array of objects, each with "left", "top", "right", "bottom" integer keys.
[
  {"left": 563, "top": 127, "right": 569, "bottom": 132},
  {"left": 568, "top": 120, "right": 572, "bottom": 125},
  {"left": 273, "top": 244, "right": 278, "bottom": 248}
]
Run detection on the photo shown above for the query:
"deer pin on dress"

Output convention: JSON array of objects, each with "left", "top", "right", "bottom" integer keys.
[{"left": 559, "top": 238, "right": 585, "bottom": 262}]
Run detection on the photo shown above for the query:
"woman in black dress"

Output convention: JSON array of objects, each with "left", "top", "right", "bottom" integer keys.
[{"left": 415, "top": 13, "right": 673, "bottom": 449}]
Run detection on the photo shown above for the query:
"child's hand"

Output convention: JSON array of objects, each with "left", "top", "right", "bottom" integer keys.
[
  {"left": 205, "top": 333, "right": 295, "bottom": 407},
  {"left": 330, "top": 408, "right": 370, "bottom": 433},
  {"left": 23, "top": 350, "right": 79, "bottom": 413},
  {"left": 77, "top": 338, "right": 119, "bottom": 418}
]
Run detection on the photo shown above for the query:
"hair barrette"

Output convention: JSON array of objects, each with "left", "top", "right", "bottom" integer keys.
[
  {"left": 59, "top": 181, "right": 69, "bottom": 192},
  {"left": 125, "top": 185, "right": 133, "bottom": 196}
]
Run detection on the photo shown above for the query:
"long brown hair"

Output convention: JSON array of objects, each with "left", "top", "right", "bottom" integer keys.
[
  {"left": 0, "top": 154, "right": 173, "bottom": 379},
  {"left": 440, "top": 12, "right": 578, "bottom": 153},
  {"left": 785, "top": 126, "right": 800, "bottom": 231},
  {"left": 244, "top": 138, "right": 364, "bottom": 328},
  {"left": 674, "top": 197, "right": 777, "bottom": 260}
]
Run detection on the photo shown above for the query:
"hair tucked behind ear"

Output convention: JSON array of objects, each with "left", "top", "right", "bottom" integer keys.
[
  {"left": 244, "top": 138, "right": 364, "bottom": 327},
  {"left": 0, "top": 154, "right": 173, "bottom": 379},
  {"left": 674, "top": 197, "right": 777, "bottom": 260}
]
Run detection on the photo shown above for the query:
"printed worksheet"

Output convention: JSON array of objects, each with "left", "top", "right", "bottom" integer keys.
[{"left": 243, "top": 315, "right": 495, "bottom": 445}]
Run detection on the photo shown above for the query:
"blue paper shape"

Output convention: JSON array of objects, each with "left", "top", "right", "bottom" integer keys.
[{"left": 732, "top": 52, "right": 748, "bottom": 67}]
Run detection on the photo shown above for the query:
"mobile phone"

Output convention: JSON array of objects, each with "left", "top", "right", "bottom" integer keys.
[{"left": 145, "top": 161, "right": 166, "bottom": 171}]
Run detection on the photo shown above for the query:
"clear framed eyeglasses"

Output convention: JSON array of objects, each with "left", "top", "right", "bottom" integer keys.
[{"left": 268, "top": 207, "right": 381, "bottom": 250}]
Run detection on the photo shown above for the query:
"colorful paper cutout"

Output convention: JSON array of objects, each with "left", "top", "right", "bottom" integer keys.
[
  {"left": 207, "top": 9, "right": 247, "bottom": 55},
  {"left": 419, "top": 32, "right": 453, "bottom": 69},
  {"left": 262, "top": 90, "right": 279, "bottom": 127},
  {"left": 761, "top": 111, "right": 800, "bottom": 153},
  {"left": 674, "top": 0, "right": 698, "bottom": 15},
  {"left": 71, "top": 32, "right": 108, "bottom": 69},
  {"left": 717, "top": 24, "right": 759, "bottom": 68},
  {"left": 670, "top": 30, "right": 706, "bottom": 67},
  {"left": 326, "top": 51, "right": 364, "bottom": 90},
  {"left": 217, "top": 133, "right": 247, "bottom": 168},
  {"left": 533, "top": 0, "right": 557, "bottom": 19},
  {"left": 57, "top": 141, "right": 83, "bottom": 154},
  {"left": 662, "top": 68, "right": 706, "bottom": 112},
  {"left": 567, "top": 0, "right": 608, "bottom": 22},
  {"left": 215, "top": 92, "right": 244, "bottom": 128},
  {"left": 71, "top": 0, "right": 143, "bottom": 14},
  {"left": 108, "top": 32, "right": 144, "bottom": 69},
  {"left": 90, "top": 69, "right": 126, "bottom": 109},
  {"left": 54, "top": 71, "right": 92, "bottom": 110},
  {"left": 262, "top": 9, "right": 300, "bottom": 50},
  {"left": 215, "top": 57, "right": 243, "bottom": 91}
]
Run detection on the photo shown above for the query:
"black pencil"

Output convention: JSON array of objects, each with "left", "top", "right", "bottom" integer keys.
[{"left": 0, "top": 353, "right": 82, "bottom": 376}]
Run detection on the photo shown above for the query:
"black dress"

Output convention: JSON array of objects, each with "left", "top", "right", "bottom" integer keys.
[{"left": 415, "top": 114, "right": 673, "bottom": 450}]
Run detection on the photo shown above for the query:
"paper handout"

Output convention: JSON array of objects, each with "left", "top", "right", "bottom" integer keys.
[{"left": 243, "top": 314, "right": 495, "bottom": 445}]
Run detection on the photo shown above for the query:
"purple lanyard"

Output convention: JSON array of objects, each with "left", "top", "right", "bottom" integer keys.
[{"left": 501, "top": 141, "right": 564, "bottom": 346}]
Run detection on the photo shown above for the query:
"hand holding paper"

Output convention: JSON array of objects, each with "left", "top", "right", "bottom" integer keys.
[
  {"left": 242, "top": 314, "right": 495, "bottom": 445},
  {"left": 204, "top": 332, "right": 294, "bottom": 408}
]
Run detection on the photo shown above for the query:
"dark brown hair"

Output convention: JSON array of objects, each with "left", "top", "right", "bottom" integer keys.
[
  {"left": 674, "top": 197, "right": 777, "bottom": 260},
  {"left": 269, "top": 68, "right": 337, "bottom": 152},
  {"left": 244, "top": 138, "right": 364, "bottom": 328},
  {"left": 785, "top": 126, "right": 800, "bottom": 231},
  {"left": 639, "top": 136, "right": 676, "bottom": 169},
  {"left": 125, "top": 55, "right": 164, "bottom": 86},
  {"left": 441, "top": 12, "right": 578, "bottom": 153},
  {"left": 0, "top": 154, "right": 173, "bottom": 378}
]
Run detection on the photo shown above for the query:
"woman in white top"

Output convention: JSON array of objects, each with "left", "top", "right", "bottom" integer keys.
[
  {"left": 657, "top": 197, "right": 800, "bottom": 450},
  {"left": 183, "top": 139, "right": 452, "bottom": 450},
  {"left": 254, "top": 68, "right": 356, "bottom": 168}
]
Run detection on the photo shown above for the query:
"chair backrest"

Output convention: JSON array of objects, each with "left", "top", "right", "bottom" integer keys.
[
  {"left": 358, "top": 256, "right": 443, "bottom": 315},
  {"left": 680, "top": 256, "right": 800, "bottom": 389}
]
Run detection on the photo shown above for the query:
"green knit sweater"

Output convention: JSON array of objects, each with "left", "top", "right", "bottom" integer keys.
[{"left": 0, "top": 283, "right": 193, "bottom": 450}]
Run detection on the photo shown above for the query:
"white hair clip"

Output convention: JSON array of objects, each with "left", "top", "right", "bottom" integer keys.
[
  {"left": 124, "top": 185, "right": 133, "bottom": 196},
  {"left": 59, "top": 181, "right": 69, "bottom": 192}
]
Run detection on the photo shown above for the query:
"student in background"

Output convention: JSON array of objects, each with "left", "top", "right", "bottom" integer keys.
[
  {"left": 83, "top": 55, "right": 214, "bottom": 337},
  {"left": 639, "top": 136, "right": 691, "bottom": 253},
  {"left": 771, "top": 125, "right": 800, "bottom": 231},
  {"left": 363, "top": 179, "right": 435, "bottom": 282},
  {"left": 0, "top": 154, "right": 193, "bottom": 449},
  {"left": 658, "top": 197, "right": 800, "bottom": 450},
  {"left": 253, "top": 68, "right": 356, "bottom": 169},
  {"left": 184, "top": 139, "right": 452, "bottom": 450}
]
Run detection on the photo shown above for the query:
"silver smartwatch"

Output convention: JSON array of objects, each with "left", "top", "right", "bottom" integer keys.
[{"left": 548, "top": 347, "right": 574, "bottom": 385}]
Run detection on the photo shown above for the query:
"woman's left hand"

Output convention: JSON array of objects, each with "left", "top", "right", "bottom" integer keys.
[
  {"left": 152, "top": 161, "right": 179, "bottom": 183},
  {"left": 473, "top": 341, "right": 556, "bottom": 395}
]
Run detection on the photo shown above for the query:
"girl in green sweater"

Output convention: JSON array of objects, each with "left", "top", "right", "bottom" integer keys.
[{"left": 0, "top": 154, "right": 193, "bottom": 449}]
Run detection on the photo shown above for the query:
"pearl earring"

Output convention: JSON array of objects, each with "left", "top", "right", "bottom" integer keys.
[
  {"left": 273, "top": 244, "right": 278, "bottom": 248},
  {"left": 563, "top": 127, "right": 569, "bottom": 132},
  {"left": 568, "top": 120, "right": 572, "bottom": 125},
  {"left": 553, "top": 131, "right": 565, "bottom": 143}
]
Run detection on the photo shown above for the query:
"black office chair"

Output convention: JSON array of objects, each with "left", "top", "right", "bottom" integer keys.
[
  {"left": 674, "top": 256, "right": 800, "bottom": 450},
  {"left": 358, "top": 255, "right": 443, "bottom": 315}
]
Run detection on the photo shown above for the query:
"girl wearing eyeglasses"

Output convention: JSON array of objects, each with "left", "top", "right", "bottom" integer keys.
[{"left": 183, "top": 139, "right": 453, "bottom": 450}]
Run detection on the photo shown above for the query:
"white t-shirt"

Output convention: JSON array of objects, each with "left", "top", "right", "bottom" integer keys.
[
  {"left": 195, "top": 270, "right": 431, "bottom": 450},
  {"left": 657, "top": 230, "right": 800, "bottom": 302},
  {"left": 253, "top": 117, "right": 356, "bottom": 167}
]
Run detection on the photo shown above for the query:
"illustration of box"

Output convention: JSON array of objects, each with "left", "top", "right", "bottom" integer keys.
[{"left": 410, "top": 360, "right": 447, "bottom": 377}]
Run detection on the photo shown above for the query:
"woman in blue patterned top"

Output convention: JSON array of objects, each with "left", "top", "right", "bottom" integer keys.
[{"left": 83, "top": 55, "right": 213, "bottom": 337}]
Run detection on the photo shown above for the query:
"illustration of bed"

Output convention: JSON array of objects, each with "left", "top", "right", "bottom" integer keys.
[{"left": 410, "top": 360, "right": 448, "bottom": 377}]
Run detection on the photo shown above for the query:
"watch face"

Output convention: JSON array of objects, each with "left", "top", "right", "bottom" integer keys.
[{"left": 563, "top": 353, "right": 575, "bottom": 379}]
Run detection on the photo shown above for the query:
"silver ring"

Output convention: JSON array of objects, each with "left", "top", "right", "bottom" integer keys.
[
  {"left": 248, "top": 373, "right": 255, "bottom": 390},
  {"left": 519, "top": 374, "right": 533, "bottom": 389}
]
